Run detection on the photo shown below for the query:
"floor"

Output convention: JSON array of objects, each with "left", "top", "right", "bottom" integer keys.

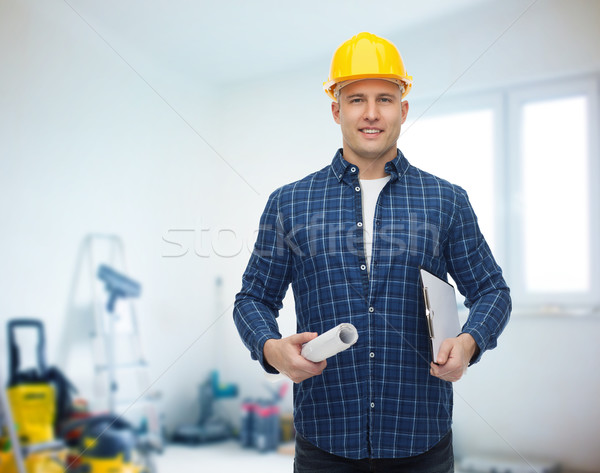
[{"left": 154, "top": 440, "right": 294, "bottom": 471}]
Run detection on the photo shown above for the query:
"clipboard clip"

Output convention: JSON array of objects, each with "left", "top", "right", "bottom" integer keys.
[{"left": 422, "top": 287, "right": 435, "bottom": 338}]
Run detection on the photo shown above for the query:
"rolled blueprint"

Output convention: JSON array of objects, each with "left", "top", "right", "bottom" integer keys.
[{"left": 301, "top": 323, "right": 359, "bottom": 362}]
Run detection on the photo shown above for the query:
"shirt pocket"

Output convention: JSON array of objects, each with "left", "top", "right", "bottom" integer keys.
[
  {"left": 285, "top": 212, "right": 362, "bottom": 278},
  {"left": 376, "top": 212, "right": 446, "bottom": 268}
]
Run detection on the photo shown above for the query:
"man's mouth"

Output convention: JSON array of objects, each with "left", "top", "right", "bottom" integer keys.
[{"left": 360, "top": 128, "right": 383, "bottom": 135}]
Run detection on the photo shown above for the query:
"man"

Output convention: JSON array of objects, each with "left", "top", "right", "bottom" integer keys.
[{"left": 234, "top": 32, "right": 511, "bottom": 472}]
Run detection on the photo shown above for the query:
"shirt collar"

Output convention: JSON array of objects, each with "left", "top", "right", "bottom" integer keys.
[{"left": 331, "top": 148, "right": 410, "bottom": 184}]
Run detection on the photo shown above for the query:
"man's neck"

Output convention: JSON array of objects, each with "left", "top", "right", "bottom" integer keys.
[{"left": 342, "top": 147, "right": 396, "bottom": 179}]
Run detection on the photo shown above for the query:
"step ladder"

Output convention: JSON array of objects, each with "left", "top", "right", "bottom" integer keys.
[{"left": 61, "top": 234, "right": 163, "bottom": 447}]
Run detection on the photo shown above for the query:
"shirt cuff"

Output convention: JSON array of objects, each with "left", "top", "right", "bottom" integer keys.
[
  {"left": 460, "top": 327, "right": 486, "bottom": 365},
  {"left": 254, "top": 332, "right": 282, "bottom": 374}
]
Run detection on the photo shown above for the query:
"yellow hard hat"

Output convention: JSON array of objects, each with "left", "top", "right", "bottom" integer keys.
[{"left": 324, "top": 32, "right": 413, "bottom": 101}]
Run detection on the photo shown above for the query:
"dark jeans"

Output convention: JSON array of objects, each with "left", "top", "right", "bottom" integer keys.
[{"left": 294, "top": 430, "right": 454, "bottom": 473}]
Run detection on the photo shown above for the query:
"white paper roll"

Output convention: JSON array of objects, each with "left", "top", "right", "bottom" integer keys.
[{"left": 300, "top": 323, "right": 359, "bottom": 362}]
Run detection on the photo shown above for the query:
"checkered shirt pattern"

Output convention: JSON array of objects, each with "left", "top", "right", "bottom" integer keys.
[{"left": 234, "top": 149, "right": 511, "bottom": 459}]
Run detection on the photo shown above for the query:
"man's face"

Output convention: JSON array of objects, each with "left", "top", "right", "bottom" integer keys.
[{"left": 332, "top": 79, "right": 409, "bottom": 163}]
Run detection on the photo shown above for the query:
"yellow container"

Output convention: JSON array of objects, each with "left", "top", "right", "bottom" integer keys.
[
  {"left": 7, "top": 384, "right": 55, "bottom": 445},
  {"left": 0, "top": 450, "right": 17, "bottom": 473},
  {"left": 280, "top": 413, "right": 295, "bottom": 443},
  {"left": 0, "top": 447, "right": 66, "bottom": 473},
  {"left": 80, "top": 455, "right": 142, "bottom": 473},
  {"left": 24, "top": 452, "right": 66, "bottom": 473}
]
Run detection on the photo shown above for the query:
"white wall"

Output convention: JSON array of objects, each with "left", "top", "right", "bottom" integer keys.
[
  {"left": 1, "top": 0, "right": 599, "bottom": 471},
  {"left": 0, "top": 0, "right": 226, "bottom": 430}
]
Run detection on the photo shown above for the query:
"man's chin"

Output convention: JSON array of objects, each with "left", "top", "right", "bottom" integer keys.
[{"left": 358, "top": 148, "right": 395, "bottom": 161}]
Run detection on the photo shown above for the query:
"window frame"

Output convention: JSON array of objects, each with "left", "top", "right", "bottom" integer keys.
[{"left": 506, "top": 76, "right": 600, "bottom": 310}]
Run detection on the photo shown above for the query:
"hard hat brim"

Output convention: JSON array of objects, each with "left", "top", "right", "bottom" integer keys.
[{"left": 324, "top": 74, "right": 413, "bottom": 101}]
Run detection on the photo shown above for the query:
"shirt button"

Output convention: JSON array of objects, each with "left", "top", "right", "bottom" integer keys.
[
  {"left": 368, "top": 307, "right": 374, "bottom": 313},
  {"left": 350, "top": 167, "right": 356, "bottom": 173},
  {"left": 370, "top": 402, "right": 375, "bottom": 409},
  {"left": 370, "top": 352, "right": 375, "bottom": 358},
  {"left": 355, "top": 186, "right": 361, "bottom": 192},
  {"left": 360, "top": 264, "right": 366, "bottom": 271},
  {"left": 357, "top": 222, "right": 363, "bottom": 228}
]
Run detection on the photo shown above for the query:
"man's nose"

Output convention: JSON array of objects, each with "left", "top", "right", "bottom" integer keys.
[{"left": 363, "top": 101, "right": 379, "bottom": 121}]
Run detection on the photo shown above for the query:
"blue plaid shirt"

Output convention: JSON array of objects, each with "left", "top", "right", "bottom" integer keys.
[{"left": 234, "top": 149, "right": 511, "bottom": 459}]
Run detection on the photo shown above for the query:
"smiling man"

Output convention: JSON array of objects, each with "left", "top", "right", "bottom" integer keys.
[{"left": 234, "top": 32, "right": 511, "bottom": 472}]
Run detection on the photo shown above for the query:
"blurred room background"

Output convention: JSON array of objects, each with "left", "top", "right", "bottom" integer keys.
[{"left": 1, "top": 0, "right": 598, "bottom": 472}]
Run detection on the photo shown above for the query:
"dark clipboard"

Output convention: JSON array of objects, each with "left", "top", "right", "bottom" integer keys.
[{"left": 419, "top": 267, "right": 462, "bottom": 363}]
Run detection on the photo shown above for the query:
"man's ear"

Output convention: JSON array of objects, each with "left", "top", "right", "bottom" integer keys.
[
  {"left": 331, "top": 101, "right": 341, "bottom": 124},
  {"left": 400, "top": 101, "right": 409, "bottom": 125}
]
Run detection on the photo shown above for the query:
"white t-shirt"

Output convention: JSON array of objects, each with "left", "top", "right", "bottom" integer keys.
[{"left": 359, "top": 175, "right": 391, "bottom": 274}]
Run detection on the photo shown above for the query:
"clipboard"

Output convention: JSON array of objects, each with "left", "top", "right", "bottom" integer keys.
[{"left": 419, "top": 267, "right": 462, "bottom": 363}]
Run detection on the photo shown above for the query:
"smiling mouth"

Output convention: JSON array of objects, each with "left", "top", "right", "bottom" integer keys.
[{"left": 360, "top": 128, "right": 383, "bottom": 135}]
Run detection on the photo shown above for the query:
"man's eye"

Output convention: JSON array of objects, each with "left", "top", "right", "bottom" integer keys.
[{"left": 350, "top": 98, "right": 362, "bottom": 103}]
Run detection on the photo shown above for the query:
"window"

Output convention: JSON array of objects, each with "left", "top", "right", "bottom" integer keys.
[
  {"left": 400, "top": 77, "right": 599, "bottom": 311},
  {"left": 508, "top": 78, "right": 599, "bottom": 309},
  {"left": 521, "top": 97, "right": 589, "bottom": 293}
]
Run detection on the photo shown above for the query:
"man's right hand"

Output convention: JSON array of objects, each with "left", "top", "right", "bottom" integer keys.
[{"left": 263, "top": 332, "right": 327, "bottom": 384}]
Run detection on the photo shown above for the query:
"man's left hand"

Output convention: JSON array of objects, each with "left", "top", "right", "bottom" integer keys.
[{"left": 429, "top": 333, "right": 478, "bottom": 382}]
